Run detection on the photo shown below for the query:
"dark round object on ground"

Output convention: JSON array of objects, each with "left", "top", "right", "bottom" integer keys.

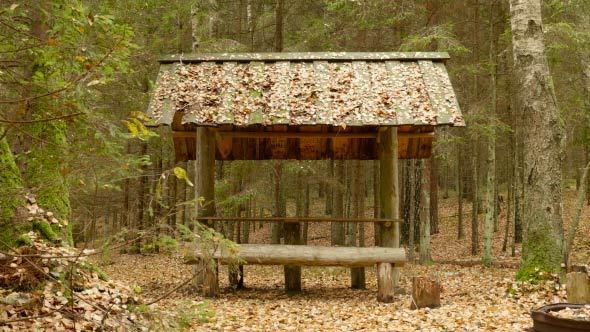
[{"left": 531, "top": 303, "right": 590, "bottom": 332}]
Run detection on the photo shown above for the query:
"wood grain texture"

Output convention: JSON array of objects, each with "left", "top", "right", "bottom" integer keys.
[{"left": 195, "top": 244, "right": 406, "bottom": 267}]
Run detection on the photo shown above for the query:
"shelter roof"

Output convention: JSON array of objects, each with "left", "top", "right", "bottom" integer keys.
[{"left": 147, "top": 52, "right": 464, "bottom": 128}]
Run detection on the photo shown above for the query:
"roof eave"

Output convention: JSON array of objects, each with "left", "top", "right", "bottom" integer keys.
[{"left": 158, "top": 52, "right": 451, "bottom": 63}]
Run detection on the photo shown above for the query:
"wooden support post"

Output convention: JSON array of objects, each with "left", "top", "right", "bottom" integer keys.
[
  {"left": 284, "top": 222, "right": 302, "bottom": 293},
  {"left": 195, "top": 127, "right": 219, "bottom": 297},
  {"left": 378, "top": 127, "right": 400, "bottom": 303}
]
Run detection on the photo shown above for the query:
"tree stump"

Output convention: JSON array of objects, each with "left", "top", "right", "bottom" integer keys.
[
  {"left": 567, "top": 271, "right": 590, "bottom": 304},
  {"left": 410, "top": 277, "right": 441, "bottom": 309}
]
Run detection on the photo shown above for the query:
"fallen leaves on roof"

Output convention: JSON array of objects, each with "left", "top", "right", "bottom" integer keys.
[{"left": 148, "top": 56, "right": 464, "bottom": 128}]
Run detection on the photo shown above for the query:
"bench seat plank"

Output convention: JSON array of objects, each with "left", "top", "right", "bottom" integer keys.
[{"left": 196, "top": 244, "right": 406, "bottom": 267}]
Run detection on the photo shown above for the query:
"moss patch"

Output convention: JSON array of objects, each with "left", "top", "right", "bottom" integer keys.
[
  {"left": 33, "top": 220, "right": 59, "bottom": 243},
  {"left": 516, "top": 216, "right": 562, "bottom": 282}
]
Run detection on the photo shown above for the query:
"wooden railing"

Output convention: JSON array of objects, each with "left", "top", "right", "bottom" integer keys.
[{"left": 193, "top": 216, "right": 401, "bottom": 227}]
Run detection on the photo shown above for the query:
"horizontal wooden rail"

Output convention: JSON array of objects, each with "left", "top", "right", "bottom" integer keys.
[{"left": 193, "top": 216, "right": 401, "bottom": 225}]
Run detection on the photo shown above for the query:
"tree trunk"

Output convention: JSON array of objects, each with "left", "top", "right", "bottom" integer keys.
[
  {"left": 429, "top": 151, "right": 439, "bottom": 234},
  {"left": 271, "top": 161, "right": 283, "bottom": 244},
  {"left": 509, "top": 0, "right": 565, "bottom": 278},
  {"left": 331, "top": 160, "right": 345, "bottom": 246},
  {"left": 326, "top": 160, "right": 334, "bottom": 215},
  {"left": 457, "top": 147, "right": 464, "bottom": 240},
  {"left": 373, "top": 161, "right": 381, "bottom": 246},
  {"left": 350, "top": 160, "right": 365, "bottom": 289},
  {"left": 302, "top": 182, "right": 310, "bottom": 244},
  {"left": 471, "top": 153, "right": 479, "bottom": 256},
  {"left": 483, "top": 4, "right": 498, "bottom": 265},
  {"left": 419, "top": 160, "right": 432, "bottom": 264}
]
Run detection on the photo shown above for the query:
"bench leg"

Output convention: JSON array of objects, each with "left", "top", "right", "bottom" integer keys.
[{"left": 377, "top": 262, "right": 395, "bottom": 303}]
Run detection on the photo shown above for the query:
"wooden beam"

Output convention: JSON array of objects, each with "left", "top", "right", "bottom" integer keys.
[
  {"left": 193, "top": 244, "right": 407, "bottom": 267},
  {"left": 377, "top": 127, "right": 400, "bottom": 303},
  {"left": 173, "top": 130, "right": 433, "bottom": 139}
]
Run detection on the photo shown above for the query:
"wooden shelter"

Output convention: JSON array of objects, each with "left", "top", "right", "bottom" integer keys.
[{"left": 147, "top": 52, "right": 464, "bottom": 302}]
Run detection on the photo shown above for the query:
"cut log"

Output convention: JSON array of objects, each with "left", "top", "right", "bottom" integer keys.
[
  {"left": 192, "top": 244, "right": 406, "bottom": 267},
  {"left": 410, "top": 277, "right": 441, "bottom": 309},
  {"left": 567, "top": 272, "right": 590, "bottom": 304}
]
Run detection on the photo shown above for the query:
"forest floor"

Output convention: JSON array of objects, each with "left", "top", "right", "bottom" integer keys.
[{"left": 95, "top": 189, "right": 590, "bottom": 331}]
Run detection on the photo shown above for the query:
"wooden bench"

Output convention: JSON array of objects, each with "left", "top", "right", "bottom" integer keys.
[{"left": 189, "top": 216, "right": 406, "bottom": 301}]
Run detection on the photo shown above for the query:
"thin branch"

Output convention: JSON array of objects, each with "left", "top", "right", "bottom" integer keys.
[{"left": 0, "top": 112, "right": 84, "bottom": 124}]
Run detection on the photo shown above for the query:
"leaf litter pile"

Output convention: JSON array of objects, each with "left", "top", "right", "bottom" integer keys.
[
  {"left": 548, "top": 305, "right": 590, "bottom": 321},
  {"left": 0, "top": 196, "right": 149, "bottom": 331},
  {"left": 3, "top": 190, "right": 589, "bottom": 331}
]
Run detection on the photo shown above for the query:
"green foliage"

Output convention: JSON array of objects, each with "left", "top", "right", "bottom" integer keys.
[
  {"left": 400, "top": 23, "right": 470, "bottom": 55},
  {"left": 173, "top": 167, "right": 194, "bottom": 187},
  {"left": 192, "top": 222, "right": 243, "bottom": 275},
  {"left": 177, "top": 224, "right": 195, "bottom": 242},
  {"left": 141, "top": 235, "right": 178, "bottom": 254}
]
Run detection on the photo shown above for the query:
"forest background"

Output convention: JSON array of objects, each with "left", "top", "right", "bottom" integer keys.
[{"left": 1, "top": 0, "right": 589, "bottom": 279}]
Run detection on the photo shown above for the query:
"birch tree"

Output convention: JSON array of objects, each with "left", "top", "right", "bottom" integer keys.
[{"left": 509, "top": 0, "right": 565, "bottom": 279}]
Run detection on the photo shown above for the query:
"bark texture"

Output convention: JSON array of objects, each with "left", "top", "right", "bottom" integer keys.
[{"left": 509, "top": 0, "right": 565, "bottom": 279}]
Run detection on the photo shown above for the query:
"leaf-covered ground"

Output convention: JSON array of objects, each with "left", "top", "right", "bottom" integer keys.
[{"left": 96, "top": 189, "right": 590, "bottom": 331}]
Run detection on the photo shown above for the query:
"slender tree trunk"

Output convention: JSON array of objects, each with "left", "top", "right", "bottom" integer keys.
[
  {"left": 373, "top": 161, "right": 381, "bottom": 246},
  {"left": 136, "top": 142, "right": 148, "bottom": 250},
  {"left": 350, "top": 160, "right": 365, "bottom": 289},
  {"left": 271, "top": 161, "right": 283, "bottom": 244},
  {"left": 332, "top": 160, "right": 345, "bottom": 245},
  {"left": 483, "top": 5, "right": 498, "bottom": 266},
  {"left": 302, "top": 182, "right": 310, "bottom": 244},
  {"left": 509, "top": 0, "right": 565, "bottom": 278},
  {"left": 563, "top": 161, "right": 590, "bottom": 266},
  {"left": 274, "top": 0, "right": 284, "bottom": 52},
  {"left": 503, "top": 151, "right": 513, "bottom": 252},
  {"left": 471, "top": 153, "right": 479, "bottom": 255},
  {"left": 429, "top": 149, "right": 439, "bottom": 234},
  {"left": 457, "top": 147, "right": 464, "bottom": 239},
  {"left": 419, "top": 160, "right": 432, "bottom": 264},
  {"left": 326, "top": 160, "right": 334, "bottom": 215}
]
